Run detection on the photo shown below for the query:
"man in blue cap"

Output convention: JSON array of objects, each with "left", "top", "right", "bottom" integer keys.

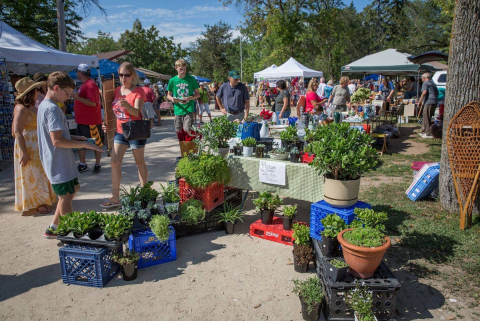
[{"left": 216, "top": 70, "right": 250, "bottom": 121}]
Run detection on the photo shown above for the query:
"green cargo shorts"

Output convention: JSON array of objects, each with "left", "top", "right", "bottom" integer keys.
[{"left": 52, "top": 177, "right": 79, "bottom": 196}]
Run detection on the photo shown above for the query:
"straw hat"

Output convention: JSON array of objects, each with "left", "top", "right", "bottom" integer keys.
[
  {"left": 33, "top": 73, "right": 47, "bottom": 82},
  {"left": 14, "top": 77, "right": 45, "bottom": 100}
]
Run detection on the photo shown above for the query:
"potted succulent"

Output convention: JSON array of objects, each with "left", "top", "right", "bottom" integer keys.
[
  {"left": 233, "top": 141, "right": 243, "bottom": 156},
  {"left": 138, "top": 181, "right": 160, "bottom": 209},
  {"left": 253, "top": 191, "right": 282, "bottom": 224},
  {"left": 160, "top": 182, "right": 181, "bottom": 219},
  {"left": 289, "top": 147, "right": 301, "bottom": 163},
  {"left": 179, "top": 199, "right": 206, "bottom": 225},
  {"left": 150, "top": 214, "right": 173, "bottom": 241},
  {"left": 338, "top": 209, "right": 389, "bottom": 278},
  {"left": 345, "top": 283, "right": 378, "bottom": 321},
  {"left": 308, "top": 122, "right": 378, "bottom": 208},
  {"left": 199, "top": 115, "right": 237, "bottom": 157},
  {"left": 280, "top": 125, "right": 302, "bottom": 152},
  {"left": 269, "top": 147, "right": 288, "bottom": 160},
  {"left": 242, "top": 137, "right": 256, "bottom": 157},
  {"left": 320, "top": 213, "right": 347, "bottom": 257},
  {"left": 111, "top": 249, "right": 139, "bottom": 281},
  {"left": 325, "top": 259, "right": 349, "bottom": 282},
  {"left": 292, "top": 277, "right": 324, "bottom": 321},
  {"left": 255, "top": 143, "right": 265, "bottom": 158},
  {"left": 137, "top": 208, "right": 152, "bottom": 225},
  {"left": 120, "top": 184, "right": 142, "bottom": 207},
  {"left": 292, "top": 223, "right": 313, "bottom": 272},
  {"left": 215, "top": 203, "right": 244, "bottom": 234},
  {"left": 282, "top": 205, "right": 297, "bottom": 230},
  {"left": 101, "top": 214, "right": 132, "bottom": 242}
]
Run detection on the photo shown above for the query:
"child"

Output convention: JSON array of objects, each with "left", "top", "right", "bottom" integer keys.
[{"left": 37, "top": 71, "right": 103, "bottom": 238}]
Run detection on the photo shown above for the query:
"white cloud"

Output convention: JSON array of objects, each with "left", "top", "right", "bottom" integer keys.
[{"left": 108, "top": 4, "right": 134, "bottom": 8}]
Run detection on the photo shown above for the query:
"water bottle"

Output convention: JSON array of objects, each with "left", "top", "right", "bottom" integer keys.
[{"left": 297, "top": 107, "right": 306, "bottom": 136}]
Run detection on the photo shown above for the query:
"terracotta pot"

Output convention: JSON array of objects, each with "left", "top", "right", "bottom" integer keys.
[
  {"left": 323, "top": 177, "right": 360, "bottom": 208},
  {"left": 337, "top": 228, "right": 391, "bottom": 278}
]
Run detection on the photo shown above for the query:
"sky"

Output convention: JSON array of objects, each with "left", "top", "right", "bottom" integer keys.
[{"left": 79, "top": 0, "right": 372, "bottom": 48}]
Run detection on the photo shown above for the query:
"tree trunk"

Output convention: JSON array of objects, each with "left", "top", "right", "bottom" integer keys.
[
  {"left": 440, "top": 0, "right": 480, "bottom": 212},
  {"left": 56, "top": 0, "right": 67, "bottom": 51}
]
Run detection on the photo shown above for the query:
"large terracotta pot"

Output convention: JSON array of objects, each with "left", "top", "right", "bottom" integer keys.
[
  {"left": 337, "top": 228, "right": 391, "bottom": 278},
  {"left": 323, "top": 177, "right": 360, "bottom": 208}
]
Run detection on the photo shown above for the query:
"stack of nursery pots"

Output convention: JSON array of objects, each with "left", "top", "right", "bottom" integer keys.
[
  {"left": 253, "top": 191, "right": 282, "bottom": 224},
  {"left": 292, "top": 223, "right": 313, "bottom": 273},
  {"left": 293, "top": 277, "right": 325, "bottom": 321},
  {"left": 307, "top": 122, "right": 378, "bottom": 208}
]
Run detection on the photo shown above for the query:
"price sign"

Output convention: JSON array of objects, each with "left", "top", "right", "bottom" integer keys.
[{"left": 259, "top": 160, "right": 286, "bottom": 186}]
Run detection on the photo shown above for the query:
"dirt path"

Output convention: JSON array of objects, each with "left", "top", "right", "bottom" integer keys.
[{"left": 0, "top": 110, "right": 478, "bottom": 320}]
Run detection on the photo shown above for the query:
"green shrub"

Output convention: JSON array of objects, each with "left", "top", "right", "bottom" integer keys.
[
  {"left": 150, "top": 215, "right": 172, "bottom": 241},
  {"left": 201, "top": 115, "right": 238, "bottom": 149},
  {"left": 283, "top": 205, "right": 297, "bottom": 218},
  {"left": 138, "top": 181, "right": 160, "bottom": 202},
  {"left": 320, "top": 214, "right": 347, "bottom": 238},
  {"left": 343, "top": 227, "right": 386, "bottom": 247},
  {"left": 252, "top": 191, "right": 282, "bottom": 210},
  {"left": 292, "top": 223, "right": 310, "bottom": 245},
  {"left": 176, "top": 153, "right": 231, "bottom": 188},
  {"left": 280, "top": 126, "right": 299, "bottom": 142},
  {"left": 292, "top": 277, "right": 324, "bottom": 314},
  {"left": 308, "top": 122, "right": 378, "bottom": 180},
  {"left": 179, "top": 199, "right": 206, "bottom": 225}
]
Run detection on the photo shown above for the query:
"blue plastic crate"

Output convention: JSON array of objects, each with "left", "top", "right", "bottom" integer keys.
[
  {"left": 406, "top": 164, "right": 440, "bottom": 201},
  {"left": 310, "top": 200, "right": 371, "bottom": 241},
  {"left": 59, "top": 244, "right": 121, "bottom": 288},
  {"left": 128, "top": 226, "right": 177, "bottom": 269}
]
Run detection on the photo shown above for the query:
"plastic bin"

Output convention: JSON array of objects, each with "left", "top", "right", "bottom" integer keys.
[
  {"left": 128, "top": 227, "right": 177, "bottom": 269},
  {"left": 179, "top": 178, "right": 224, "bottom": 212},
  {"left": 406, "top": 164, "right": 440, "bottom": 201}
]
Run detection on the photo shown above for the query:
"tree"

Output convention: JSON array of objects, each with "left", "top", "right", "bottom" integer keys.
[
  {"left": 68, "top": 31, "right": 121, "bottom": 55},
  {"left": 439, "top": 0, "right": 480, "bottom": 216},
  {"left": 118, "top": 19, "right": 187, "bottom": 76}
]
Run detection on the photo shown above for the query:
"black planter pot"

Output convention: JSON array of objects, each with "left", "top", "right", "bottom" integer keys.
[
  {"left": 87, "top": 228, "right": 103, "bottom": 240},
  {"left": 141, "top": 198, "right": 156, "bottom": 209},
  {"left": 283, "top": 217, "right": 294, "bottom": 230},
  {"left": 225, "top": 222, "right": 235, "bottom": 234},
  {"left": 233, "top": 146, "right": 242, "bottom": 156},
  {"left": 120, "top": 263, "right": 138, "bottom": 281},
  {"left": 260, "top": 209, "right": 275, "bottom": 224},
  {"left": 321, "top": 236, "right": 340, "bottom": 257},
  {"left": 300, "top": 297, "right": 321, "bottom": 321},
  {"left": 325, "top": 259, "right": 349, "bottom": 282},
  {"left": 255, "top": 147, "right": 265, "bottom": 158},
  {"left": 58, "top": 231, "right": 69, "bottom": 237},
  {"left": 289, "top": 153, "right": 300, "bottom": 163},
  {"left": 293, "top": 141, "right": 304, "bottom": 152},
  {"left": 293, "top": 253, "right": 309, "bottom": 273},
  {"left": 281, "top": 140, "right": 292, "bottom": 152},
  {"left": 73, "top": 232, "right": 85, "bottom": 239},
  {"left": 175, "top": 176, "right": 181, "bottom": 186}
]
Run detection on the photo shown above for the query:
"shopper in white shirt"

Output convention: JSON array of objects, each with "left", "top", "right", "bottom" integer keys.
[
  {"left": 347, "top": 80, "right": 356, "bottom": 95},
  {"left": 316, "top": 77, "right": 326, "bottom": 97}
]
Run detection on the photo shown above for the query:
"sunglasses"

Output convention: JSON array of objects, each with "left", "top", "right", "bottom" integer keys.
[
  {"left": 119, "top": 73, "right": 131, "bottom": 78},
  {"left": 60, "top": 87, "right": 71, "bottom": 97}
]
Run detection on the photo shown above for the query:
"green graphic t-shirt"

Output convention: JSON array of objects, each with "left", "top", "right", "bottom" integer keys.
[{"left": 167, "top": 74, "right": 199, "bottom": 115}]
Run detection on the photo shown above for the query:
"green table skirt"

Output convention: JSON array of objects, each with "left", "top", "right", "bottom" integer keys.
[{"left": 226, "top": 155, "right": 324, "bottom": 203}]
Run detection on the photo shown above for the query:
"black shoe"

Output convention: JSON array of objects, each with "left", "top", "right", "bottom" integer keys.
[
  {"left": 92, "top": 164, "right": 101, "bottom": 174},
  {"left": 78, "top": 164, "right": 88, "bottom": 173},
  {"left": 43, "top": 227, "right": 57, "bottom": 239}
]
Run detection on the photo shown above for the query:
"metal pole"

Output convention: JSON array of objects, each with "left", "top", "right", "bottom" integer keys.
[
  {"left": 417, "top": 68, "right": 420, "bottom": 97},
  {"left": 56, "top": 0, "right": 67, "bottom": 51},
  {"left": 240, "top": 35, "right": 243, "bottom": 82}
]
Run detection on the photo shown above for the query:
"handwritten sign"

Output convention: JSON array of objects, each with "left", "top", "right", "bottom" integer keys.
[{"left": 259, "top": 160, "right": 286, "bottom": 186}]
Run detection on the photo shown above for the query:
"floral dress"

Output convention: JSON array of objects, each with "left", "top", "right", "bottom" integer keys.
[{"left": 14, "top": 108, "right": 57, "bottom": 211}]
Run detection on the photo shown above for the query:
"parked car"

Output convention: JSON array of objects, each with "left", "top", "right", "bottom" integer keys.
[{"left": 432, "top": 71, "right": 447, "bottom": 89}]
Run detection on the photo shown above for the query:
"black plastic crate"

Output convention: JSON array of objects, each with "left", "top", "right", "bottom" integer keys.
[
  {"left": 258, "top": 138, "right": 276, "bottom": 153},
  {"left": 313, "top": 240, "right": 400, "bottom": 321},
  {"left": 172, "top": 209, "right": 224, "bottom": 238},
  {"left": 224, "top": 187, "right": 243, "bottom": 208},
  {"left": 57, "top": 233, "right": 126, "bottom": 249}
]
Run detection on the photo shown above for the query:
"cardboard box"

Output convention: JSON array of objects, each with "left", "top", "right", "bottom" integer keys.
[{"left": 404, "top": 103, "right": 415, "bottom": 117}]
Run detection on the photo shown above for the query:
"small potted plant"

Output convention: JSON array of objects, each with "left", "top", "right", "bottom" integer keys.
[
  {"left": 282, "top": 205, "right": 297, "bottom": 230},
  {"left": 85, "top": 210, "right": 103, "bottom": 240},
  {"left": 233, "top": 142, "right": 243, "bottom": 156},
  {"left": 160, "top": 182, "right": 181, "bottom": 219},
  {"left": 269, "top": 147, "right": 288, "bottom": 160},
  {"left": 137, "top": 208, "right": 152, "bottom": 226},
  {"left": 344, "top": 283, "right": 378, "bottom": 321},
  {"left": 55, "top": 212, "right": 75, "bottom": 236},
  {"left": 149, "top": 214, "right": 173, "bottom": 241},
  {"left": 242, "top": 137, "right": 256, "bottom": 157},
  {"left": 253, "top": 191, "right": 282, "bottom": 224},
  {"left": 111, "top": 249, "right": 140, "bottom": 281},
  {"left": 325, "top": 259, "right": 349, "bottom": 282},
  {"left": 292, "top": 223, "right": 313, "bottom": 273},
  {"left": 289, "top": 147, "right": 301, "bottom": 163},
  {"left": 138, "top": 181, "right": 160, "bottom": 209},
  {"left": 120, "top": 184, "right": 142, "bottom": 208},
  {"left": 292, "top": 277, "right": 324, "bottom": 321},
  {"left": 215, "top": 203, "right": 244, "bottom": 234},
  {"left": 71, "top": 211, "right": 95, "bottom": 238},
  {"left": 102, "top": 214, "right": 132, "bottom": 242},
  {"left": 255, "top": 143, "right": 265, "bottom": 158},
  {"left": 280, "top": 126, "right": 301, "bottom": 152},
  {"left": 320, "top": 213, "right": 347, "bottom": 257},
  {"left": 179, "top": 199, "right": 206, "bottom": 225},
  {"left": 199, "top": 115, "right": 238, "bottom": 157}
]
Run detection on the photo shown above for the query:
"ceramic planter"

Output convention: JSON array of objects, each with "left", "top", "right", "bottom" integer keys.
[
  {"left": 120, "top": 262, "right": 138, "bottom": 281},
  {"left": 243, "top": 146, "right": 254, "bottom": 157},
  {"left": 299, "top": 296, "right": 321, "bottom": 321},
  {"left": 290, "top": 153, "right": 300, "bottom": 163},
  {"left": 225, "top": 222, "right": 235, "bottom": 234},
  {"left": 259, "top": 120, "right": 270, "bottom": 138},
  {"left": 324, "top": 259, "right": 349, "bottom": 282},
  {"left": 218, "top": 147, "right": 229, "bottom": 157},
  {"left": 337, "top": 228, "right": 391, "bottom": 278},
  {"left": 323, "top": 177, "right": 361, "bottom": 208},
  {"left": 283, "top": 216, "right": 294, "bottom": 230},
  {"left": 233, "top": 146, "right": 242, "bottom": 156},
  {"left": 260, "top": 209, "right": 275, "bottom": 224},
  {"left": 321, "top": 236, "right": 340, "bottom": 257}
]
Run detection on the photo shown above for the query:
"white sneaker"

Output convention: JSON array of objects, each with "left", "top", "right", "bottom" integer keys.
[{"left": 420, "top": 133, "right": 433, "bottom": 139}]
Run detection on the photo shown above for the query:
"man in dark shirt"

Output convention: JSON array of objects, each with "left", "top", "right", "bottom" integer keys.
[
  {"left": 418, "top": 72, "right": 439, "bottom": 138},
  {"left": 216, "top": 70, "right": 250, "bottom": 121}
]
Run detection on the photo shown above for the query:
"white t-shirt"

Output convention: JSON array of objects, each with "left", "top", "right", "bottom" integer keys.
[
  {"left": 316, "top": 83, "right": 326, "bottom": 97},
  {"left": 347, "top": 84, "right": 356, "bottom": 95}
]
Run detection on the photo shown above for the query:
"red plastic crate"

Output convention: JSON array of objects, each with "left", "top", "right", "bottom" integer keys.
[
  {"left": 179, "top": 178, "right": 224, "bottom": 212},
  {"left": 249, "top": 217, "right": 308, "bottom": 246},
  {"left": 301, "top": 152, "right": 316, "bottom": 164}
]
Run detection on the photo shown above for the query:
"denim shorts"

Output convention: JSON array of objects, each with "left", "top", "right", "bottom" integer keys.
[{"left": 114, "top": 132, "right": 147, "bottom": 149}]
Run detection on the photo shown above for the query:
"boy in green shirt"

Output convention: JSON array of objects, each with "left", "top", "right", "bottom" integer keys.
[{"left": 167, "top": 59, "right": 200, "bottom": 132}]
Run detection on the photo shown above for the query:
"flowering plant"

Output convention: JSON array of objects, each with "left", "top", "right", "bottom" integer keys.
[
  {"left": 344, "top": 283, "right": 375, "bottom": 321},
  {"left": 260, "top": 108, "right": 273, "bottom": 120}
]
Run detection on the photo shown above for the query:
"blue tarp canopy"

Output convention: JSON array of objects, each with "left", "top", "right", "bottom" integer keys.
[
  {"left": 69, "top": 59, "right": 145, "bottom": 80},
  {"left": 364, "top": 74, "right": 379, "bottom": 81},
  {"left": 192, "top": 75, "right": 211, "bottom": 83}
]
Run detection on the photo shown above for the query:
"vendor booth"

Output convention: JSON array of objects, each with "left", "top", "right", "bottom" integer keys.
[
  {"left": 254, "top": 64, "right": 277, "bottom": 79},
  {"left": 68, "top": 58, "right": 145, "bottom": 80},
  {"left": 259, "top": 57, "right": 322, "bottom": 79}
]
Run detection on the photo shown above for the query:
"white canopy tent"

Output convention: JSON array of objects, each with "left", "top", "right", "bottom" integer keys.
[
  {"left": 258, "top": 57, "right": 323, "bottom": 79},
  {"left": 254, "top": 64, "right": 277, "bottom": 79},
  {"left": 0, "top": 21, "right": 99, "bottom": 75}
]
